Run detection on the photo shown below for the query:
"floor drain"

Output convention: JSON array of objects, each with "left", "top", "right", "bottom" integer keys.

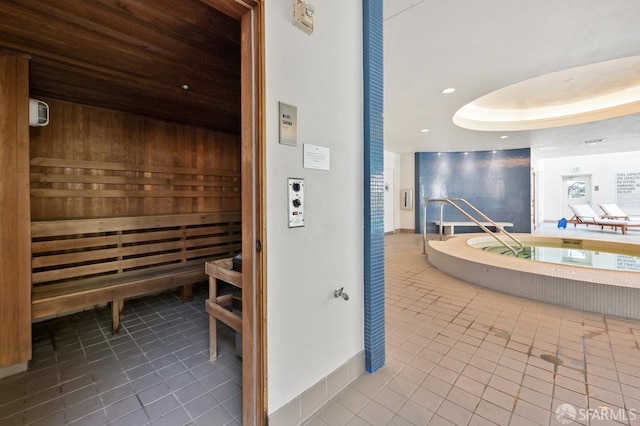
[{"left": 540, "top": 353, "right": 564, "bottom": 366}]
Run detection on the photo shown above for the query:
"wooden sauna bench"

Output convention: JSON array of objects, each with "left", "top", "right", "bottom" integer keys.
[
  {"left": 31, "top": 212, "right": 242, "bottom": 333},
  {"left": 205, "top": 258, "right": 242, "bottom": 360}
]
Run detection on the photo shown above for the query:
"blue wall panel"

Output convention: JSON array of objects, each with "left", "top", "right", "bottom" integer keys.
[
  {"left": 415, "top": 149, "right": 532, "bottom": 234},
  {"left": 363, "top": 0, "right": 385, "bottom": 373}
]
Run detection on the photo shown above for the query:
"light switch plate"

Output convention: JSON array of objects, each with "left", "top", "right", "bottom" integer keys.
[{"left": 288, "top": 178, "right": 304, "bottom": 228}]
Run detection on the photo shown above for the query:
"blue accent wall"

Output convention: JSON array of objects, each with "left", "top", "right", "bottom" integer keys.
[
  {"left": 363, "top": 0, "right": 385, "bottom": 373},
  {"left": 415, "top": 149, "right": 532, "bottom": 234}
]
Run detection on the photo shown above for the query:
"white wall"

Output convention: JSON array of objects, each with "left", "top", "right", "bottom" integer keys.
[
  {"left": 265, "top": 0, "right": 364, "bottom": 414},
  {"left": 399, "top": 153, "right": 416, "bottom": 231},
  {"left": 383, "top": 151, "right": 416, "bottom": 232},
  {"left": 538, "top": 151, "right": 640, "bottom": 221},
  {"left": 384, "top": 151, "right": 401, "bottom": 231}
]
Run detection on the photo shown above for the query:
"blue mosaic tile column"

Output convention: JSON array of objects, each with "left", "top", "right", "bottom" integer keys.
[{"left": 363, "top": 0, "right": 385, "bottom": 373}]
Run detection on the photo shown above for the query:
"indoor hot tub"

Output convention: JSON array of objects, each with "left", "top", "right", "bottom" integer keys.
[{"left": 427, "top": 234, "right": 640, "bottom": 319}]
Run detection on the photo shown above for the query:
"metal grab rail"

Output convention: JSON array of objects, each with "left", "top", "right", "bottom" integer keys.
[{"left": 422, "top": 198, "right": 524, "bottom": 255}]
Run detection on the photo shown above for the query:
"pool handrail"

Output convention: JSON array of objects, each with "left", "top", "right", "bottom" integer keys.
[{"left": 422, "top": 198, "right": 525, "bottom": 255}]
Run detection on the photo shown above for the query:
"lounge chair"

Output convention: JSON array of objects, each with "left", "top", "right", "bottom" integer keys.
[
  {"left": 567, "top": 204, "right": 640, "bottom": 235},
  {"left": 598, "top": 203, "right": 640, "bottom": 221}
]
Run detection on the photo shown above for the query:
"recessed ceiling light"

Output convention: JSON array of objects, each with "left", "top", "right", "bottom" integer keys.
[
  {"left": 584, "top": 138, "right": 605, "bottom": 145},
  {"left": 442, "top": 87, "right": 456, "bottom": 94},
  {"left": 500, "top": 135, "right": 509, "bottom": 139},
  {"left": 420, "top": 128, "right": 430, "bottom": 133}
]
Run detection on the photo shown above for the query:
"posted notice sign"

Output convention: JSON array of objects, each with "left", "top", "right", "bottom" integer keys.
[
  {"left": 303, "top": 144, "right": 330, "bottom": 171},
  {"left": 617, "top": 172, "right": 640, "bottom": 213}
]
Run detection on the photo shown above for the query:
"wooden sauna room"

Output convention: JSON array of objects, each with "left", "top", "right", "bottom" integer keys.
[
  {"left": 0, "top": 0, "right": 252, "bottom": 374},
  {"left": 0, "top": 1, "right": 267, "bottom": 422}
]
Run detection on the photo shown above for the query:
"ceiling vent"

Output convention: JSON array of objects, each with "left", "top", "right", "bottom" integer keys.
[{"left": 584, "top": 138, "right": 604, "bottom": 145}]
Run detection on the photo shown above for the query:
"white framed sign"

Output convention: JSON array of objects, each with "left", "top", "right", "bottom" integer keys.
[{"left": 303, "top": 144, "right": 330, "bottom": 171}]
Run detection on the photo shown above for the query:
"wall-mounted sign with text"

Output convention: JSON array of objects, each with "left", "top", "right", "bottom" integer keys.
[
  {"left": 279, "top": 102, "right": 298, "bottom": 147},
  {"left": 616, "top": 172, "right": 640, "bottom": 214},
  {"left": 303, "top": 144, "right": 330, "bottom": 171}
]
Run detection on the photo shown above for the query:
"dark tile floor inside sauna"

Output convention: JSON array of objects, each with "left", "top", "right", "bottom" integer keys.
[{"left": 0, "top": 284, "right": 242, "bottom": 426}]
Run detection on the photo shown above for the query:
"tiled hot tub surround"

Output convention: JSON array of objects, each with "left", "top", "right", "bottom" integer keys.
[{"left": 428, "top": 234, "right": 640, "bottom": 320}]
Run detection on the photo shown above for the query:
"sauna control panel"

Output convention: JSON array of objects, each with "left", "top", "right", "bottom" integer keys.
[{"left": 288, "top": 178, "right": 305, "bottom": 228}]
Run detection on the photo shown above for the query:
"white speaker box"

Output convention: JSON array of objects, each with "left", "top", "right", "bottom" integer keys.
[{"left": 29, "top": 98, "right": 49, "bottom": 127}]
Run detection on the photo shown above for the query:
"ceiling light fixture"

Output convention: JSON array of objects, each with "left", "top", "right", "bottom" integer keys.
[
  {"left": 181, "top": 84, "right": 190, "bottom": 94},
  {"left": 442, "top": 87, "right": 456, "bottom": 94},
  {"left": 500, "top": 135, "right": 509, "bottom": 139},
  {"left": 420, "top": 128, "right": 429, "bottom": 133}
]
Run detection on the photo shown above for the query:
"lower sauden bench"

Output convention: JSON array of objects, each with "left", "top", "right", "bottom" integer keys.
[{"left": 31, "top": 212, "right": 242, "bottom": 333}]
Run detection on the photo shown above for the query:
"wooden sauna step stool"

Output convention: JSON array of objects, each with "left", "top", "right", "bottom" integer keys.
[
  {"left": 31, "top": 212, "right": 242, "bottom": 333},
  {"left": 205, "top": 258, "right": 242, "bottom": 360}
]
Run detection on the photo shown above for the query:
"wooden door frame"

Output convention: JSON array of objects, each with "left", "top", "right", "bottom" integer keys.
[{"left": 200, "top": 1, "right": 266, "bottom": 424}]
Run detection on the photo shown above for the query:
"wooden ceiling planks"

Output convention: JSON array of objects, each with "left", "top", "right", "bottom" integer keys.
[{"left": 0, "top": 0, "right": 241, "bottom": 133}]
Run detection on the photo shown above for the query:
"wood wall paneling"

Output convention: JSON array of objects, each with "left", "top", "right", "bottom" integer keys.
[
  {"left": 0, "top": 53, "right": 32, "bottom": 367},
  {"left": 29, "top": 99, "right": 241, "bottom": 220}
]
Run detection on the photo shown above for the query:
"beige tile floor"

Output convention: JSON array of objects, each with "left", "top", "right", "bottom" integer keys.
[{"left": 305, "top": 229, "right": 640, "bottom": 426}]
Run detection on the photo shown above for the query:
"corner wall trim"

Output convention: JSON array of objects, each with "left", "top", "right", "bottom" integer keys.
[
  {"left": 397, "top": 228, "right": 416, "bottom": 234},
  {"left": 0, "top": 362, "right": 28, "bottom": 380}
]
